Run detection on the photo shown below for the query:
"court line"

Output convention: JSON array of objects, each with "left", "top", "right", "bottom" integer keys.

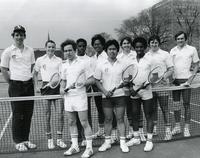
[{"left": 0, "top": 112, "right": 12, "bottom": 140}]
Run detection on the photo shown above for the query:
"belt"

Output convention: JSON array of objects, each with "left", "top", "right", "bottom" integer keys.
[{"left": 10, "top": 78, "right": 33, "bottom": 84}]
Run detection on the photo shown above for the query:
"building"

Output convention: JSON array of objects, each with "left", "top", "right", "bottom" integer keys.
[{"left": 151, "top": 0, "right": 200, "bottom": 52}]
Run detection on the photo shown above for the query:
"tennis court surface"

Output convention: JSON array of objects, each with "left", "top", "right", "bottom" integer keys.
[{"left": 0, "top": 74, "right": 200, "bottom": 157}]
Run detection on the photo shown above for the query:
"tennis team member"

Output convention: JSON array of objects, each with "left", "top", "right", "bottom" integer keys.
[
  {"left": 170, "top": 31, "right": 199, "bottom": 137},
  {"left": 94, "top": 39, "right": 129, "bottom": 153},
  {"left": 146, "top": 35, "right": 174, "bottom": 140},
  {"left": 126, "top": 37, "right": 154, "bottom": 152},
  {"left": 0, "top": 25, "right": 36, "bottom": 151},
  {"left": 60, "top": 39, "right": 94, "bottom": 158},
  {"left": 34, "top": 40, "right": 66, "bottom": 149}
]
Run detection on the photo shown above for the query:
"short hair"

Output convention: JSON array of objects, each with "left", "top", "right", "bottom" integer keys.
[
  {"left": 45, "top": 40, "right": 56, "bottom": 47},
  {"left": 148, "top": 35, "right": 161, "bottom": 45},
  {"left": 11, "top": 25, "right": 26, "bottom": 37},
  {"left": 91, "top": 34, "right": 106, "bottom": 47},
  {"left": 60, "top": 39, "right": 77, "bottom": 52},
  {"left": 132, "top": 37, "right": 147, "bottom": 49},
  {"left": 76, "top": 38, "right": 87, "bottom": 46},
  {"left": 174, "top": 31, "right": 187, "bottom": 41},
  {"left": 104, "top": 39, "right": 120, "bottom": 52},
  {"left": 120, "top": 36, "right": 132, "bottom": 46}
]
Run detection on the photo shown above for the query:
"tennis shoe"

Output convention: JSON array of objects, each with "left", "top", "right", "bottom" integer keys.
[
  {"left": 57, "top": 139, "right": 67, "bottom": 148},
  {"left": 98, "top": 142, "right": 111, "bottom": 152},
  {"left": 164, "top": 128, "right": 172, "bottom": 141},
  {"left": 15, "top": 143, "right": 28, "bottom": 152},
  {"left": 64, "top": 145, "right": 80, "bottom": 156},
  {"left": 120, "top": 143, "right": 129, "bottom": 153},
  {"left": 24, "top": 141, "right": 37, "bottom": 149},
  {"left": 48, "top": 139, "right": 55, "bottom": 149},
  {"left": 81, "top": 147, "right": 93, "bottom": 158},
  {"left": 171, "top": 125, "right": 181, "bottom": 135},
  {"left": 126, "top": 138, "right": 141, "bottom": 146},
  {"left": 184, "top": 128, "right": 191, "bottom": 137},
  {"left": 144, "top": 141, "right": 153, "bottom": 152}
]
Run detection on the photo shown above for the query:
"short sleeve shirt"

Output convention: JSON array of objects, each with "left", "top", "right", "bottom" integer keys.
[
  {"left": 0, "top": 44, "right": 35, "bottom": 81},
  {"left": 94, "top": 59, "right": 129, "bottom": 98},
  {"left": 170, "top": 44, "right": 199, "bottom": 79},
  {"left": 117, "top": 50, "right": 137, "bottom": 65}
]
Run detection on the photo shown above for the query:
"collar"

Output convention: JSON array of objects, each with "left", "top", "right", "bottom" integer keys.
[{"left": 10, "top": 44, "right": 28, "bottom": 51}]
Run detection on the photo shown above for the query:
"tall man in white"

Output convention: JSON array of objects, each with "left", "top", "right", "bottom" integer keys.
[{"left": 170, "top": 31, "right": 199, "bottom": 137}]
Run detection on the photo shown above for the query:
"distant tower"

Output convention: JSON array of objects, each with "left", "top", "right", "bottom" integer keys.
[{"left": 48, "top": 32, "right": 51, "bottom": 41}]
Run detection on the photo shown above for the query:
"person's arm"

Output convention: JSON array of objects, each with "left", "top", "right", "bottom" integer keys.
[
  {"left": 0, "top": 67, "right": 10, "bottom": 83},
  {"left": 187, "top": 61, "right": 199, "bottom": 84},
  {"left": 95, "top": 79, "right": 112, "bottom": 98},
  {"left": 60, "top": 79, "right": 66, "bottom": 95},
  {"left": 33, "top": 70, "right": 40, "bottom": 93}
]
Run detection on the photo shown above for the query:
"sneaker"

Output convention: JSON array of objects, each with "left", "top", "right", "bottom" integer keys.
[
  {"left": 81, "top": 147, "right": 93, "bottom": 158},
  {"left": 98, "top": 142, "right": 111, "bottom": 152},
  {"left": 171, "top": 125, "right": 181, "bottom": 135},
  {"left": 93, "top": 128, "right": 105, "bottom": 138},
  {"left": 144, "top": 141, "right": 153, "bottom": 152},
  {"left": 164, "top": 128, "right": 172, "bottom": 141},
  {"left": 48, "top": 139, "right": 55, "bottom": 149},
  {"left": 120, "top": 143, "right": 129, "bottom": 153},
  {"left": 126, "top": 138, "right": 141, "bottom": 147},
  {"left": 15, "top": 143, "right": 28, "bottom": 152},
  {"left": 57, "top": 139, "right": 67, "bottom": 148},
  {"left": 139, "top": 132, "right": 146, "bottom": 142},
  {"left": 64, "top": 146, "right": 80, "bottom": 156},
  {"left": 184, "top": 128, "right": 191, "bottom": 137},
  {"left": 80, "top": 140, "right": 87, "bottom": 147},
  {"left": 153, "top": 125, "right": 158, "bottom": 136},
  {"left": 24, "top": 141, "right": 37, "bottom": 149}
]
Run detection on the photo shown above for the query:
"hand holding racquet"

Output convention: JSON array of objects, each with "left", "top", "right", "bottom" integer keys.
[
  {"left": 64, "top": 71, "right": 86, "bottom": 92},
  {"left": 111, "top": 64, "right": 138, "bottom": 94}
]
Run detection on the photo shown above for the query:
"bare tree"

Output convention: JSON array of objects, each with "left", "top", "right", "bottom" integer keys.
[{"left": 173, "top": 2, "right": 200, "bottom": 44}]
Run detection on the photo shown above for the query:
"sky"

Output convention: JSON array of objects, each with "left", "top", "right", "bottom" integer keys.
[{"left": 0, "top": 0, "right": 160, "bottom": 49}]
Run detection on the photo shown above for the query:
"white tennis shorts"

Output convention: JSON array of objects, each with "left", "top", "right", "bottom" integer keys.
[{"left": 64, "top": 94, "right": 88, "bottom": 112}]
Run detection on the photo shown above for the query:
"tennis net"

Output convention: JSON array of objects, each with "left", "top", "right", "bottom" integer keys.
[{"left": 0, "top": 85, "right": 200, "bottom": 153}]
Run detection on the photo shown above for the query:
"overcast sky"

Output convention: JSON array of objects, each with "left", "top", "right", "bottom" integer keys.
[{"left": 0, "top": 0, "right": 160, "bottom": 48}]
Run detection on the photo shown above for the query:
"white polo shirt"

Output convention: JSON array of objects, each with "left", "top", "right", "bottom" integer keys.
[
  {"left": 77, "top": 54, "right": 95, "bottom": 77},
  {"left": 94, "top": 59, "right": 129, "bottom": 98},
  {"left": 61, "top": 58, "right": 93, "bottom": 96},
  {"left": 90, "top": 51, "right": 108, "bottom": 71},
  {"left": 146, "top": 49, "right": 173, "bottom": 71},
  {"left": 170, "top": 44, "right": 199, "bottom": 79},
  {"left": 133, "top": 55, "right": 152, "bottom": 87},
  {"left": 35, "top": 54, "right": 62, "bottom": 82},
  {"left": 117, "top": 50, "right": 137, "bottom": 63},
  {"left": 0, "top": 44, "right": 35, "bottom": 81}
]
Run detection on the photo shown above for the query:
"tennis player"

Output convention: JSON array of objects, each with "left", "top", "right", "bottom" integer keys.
[
  {"left": 170, "top": 31, "right": 199, "bottom": 137},
  {"left": 76, "top": 38, "right": 93, "bottom": 146},
  {"left": 60, "top": 39, "right": 94, "bottom": 158},
  {"left": 94, "top": 39, "right": 129, "bottom": 153},
  {"left": 0, "top": 25, "right": 36, "bottom": 151},
  {"left": 146, "top": 35, "right": 174, "bottom": 140},
  {"left": 117, "top": 37, "right": 146, "bottom": 141},
  {"left": 34, "top": 40, "right": 66, "bottom": 149},
  {"left": 126, "top": 37, "right": 154, "bottom": 152}
]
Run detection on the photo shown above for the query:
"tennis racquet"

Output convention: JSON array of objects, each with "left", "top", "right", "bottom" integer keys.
[
  {"left": 130, "top": 66, "right": 175, "bottom": 97},
  {"left": 41, "top": 72, "right": 61, "bottom": 90},
  {"left": 111, "top": 64, "right": 138, "bottom": 93},
  {"left": 64, "top": 71, "right": 86, "bottom": 92}
]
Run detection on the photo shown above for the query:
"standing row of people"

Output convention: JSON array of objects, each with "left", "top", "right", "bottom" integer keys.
[{"left": 0, "top": 26, "right": 199, "bottom": 158}]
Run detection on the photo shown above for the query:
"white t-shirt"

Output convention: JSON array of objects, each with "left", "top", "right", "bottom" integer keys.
[
  {"left": 170, "top": 44, "right": 199, "bottom": 79},
  {"left": 0, "top": 44, "right": 35, "bottom": 81},
  {"left": 35, "top": 54, "right": 62, "bottom": 82}
]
